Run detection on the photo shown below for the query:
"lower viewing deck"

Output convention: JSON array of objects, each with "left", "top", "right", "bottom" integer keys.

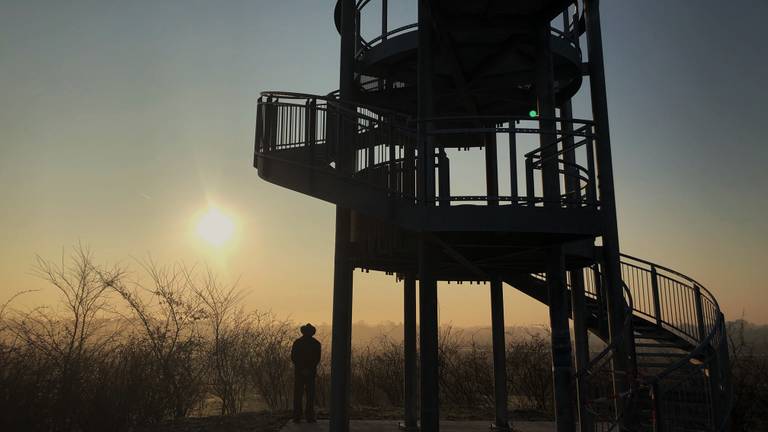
[{"left": 255, "top": 92, "right": 604, "bottom": 238}]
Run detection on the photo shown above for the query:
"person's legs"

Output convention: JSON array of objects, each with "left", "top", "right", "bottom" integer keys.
[
  {"left": 293, "top": 369, "right": 304, "bottom": 422},
  {"left": 305, "top": 371, "right": 317, "bottom": 422}
]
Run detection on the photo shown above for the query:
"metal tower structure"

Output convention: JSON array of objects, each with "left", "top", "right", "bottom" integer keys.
[{"left": 253, "top": 1, "right": 732, "bottom": 431}]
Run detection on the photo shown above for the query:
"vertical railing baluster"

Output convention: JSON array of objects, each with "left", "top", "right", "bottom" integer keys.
[
  {"left": 525, "top": 157, "right": 535, "bottom": 207},
  {"left": 694, "top": 284, "right": 706, "bottom": 342},
  {"left": 306, "top": 99, "right": 317, "bottom": 166},
  {"left": 267, "top": 98, "right": 276, "bottom": 153},
  {"left": 586, "top": 134, "right": 597, "bottom": 205},
  {"left": 381, "top": 0, "right": 388, "bottom": 42},
  {"left": 354, "top": 9, "right": 361, "bottom": 56},
  {"left": 650, "top": 265, "right": 662, "bottom": 327},
  {"left": 652, "top": 382, "right": 664, "bottom": 432},
  {"left": 367, "top": 120, "right": 375, "bottom": 170},
  {"left": 255, "top": 97, "right": 264, "bottom": 157},
  {"left": 509, "top": 121, "right": 518, "bottom": 206}
]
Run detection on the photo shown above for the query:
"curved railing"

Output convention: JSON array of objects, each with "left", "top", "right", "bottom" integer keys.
[
  {"left": 256, "top": 92, "right": 601, "bottom": 208},
  {"left": 618, "top": 254, "right": 731, "bottom": 431},
  {"left": 423, "top": 114, "right": 600, "bottom": 207},
  {"left": 581, "top": 276, "right": 636, "bottom": 432},
  {"left": 341, "top": 0, "right": 585, "bottom": 58},
  {"left": 557, "top": 256, "right": 731, "bottom": 431},
  {"left": 255, "top": 91, "right": 419, "bottom": 201},
  {"left": 620, "top": 254, "right": 721, "bottom": 346},
  {"left": 579, "top": 256, "right": 731, "bottom": 431}
]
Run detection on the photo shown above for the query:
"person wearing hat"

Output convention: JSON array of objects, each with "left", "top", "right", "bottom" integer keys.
[{"left": 291, "top": 323, "right": 321, "bottom": 422}]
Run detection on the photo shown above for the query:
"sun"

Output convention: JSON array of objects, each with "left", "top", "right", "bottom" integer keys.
[{"left": 196, "top": 207, "right": 235, "bottom": 246}]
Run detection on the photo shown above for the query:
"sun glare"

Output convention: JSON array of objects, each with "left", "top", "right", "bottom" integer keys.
[{"left": 196, "top": 207, "right": 235, "bottom": 246}]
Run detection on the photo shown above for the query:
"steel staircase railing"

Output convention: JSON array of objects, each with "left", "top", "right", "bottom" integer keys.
[
  {"left": 572, "top": 256, "right": 732, "bottom": 431},
  {"left": 618, "top": 255, "right": 731, "bottom": 431},
  {"left": 255, "top": 91, "right": 419, "bottom": 202}
]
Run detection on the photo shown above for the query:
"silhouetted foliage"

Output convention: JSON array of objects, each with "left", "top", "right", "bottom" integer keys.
[{"left": 728, "top": 319, "right": 768, "bottom": 431}]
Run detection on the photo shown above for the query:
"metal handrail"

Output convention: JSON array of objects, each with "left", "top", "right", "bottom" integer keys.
[
  {"left": 620, "top": 253, "right": 719, "bottom": 310},
  {"left": 325, "top": 76, "right": 410, "bottom": 100},
  {"left": 260, "top": 90, "right": 413, "bottom": 124},
  {"left": 364, "top": 23, "right": 418, "bottom": 48},
  {"left": 419, "top": 114, "right": 595, "bottom": 127},
  {"left": 616, "top": 253, "right": 731, "bottom": 431}
]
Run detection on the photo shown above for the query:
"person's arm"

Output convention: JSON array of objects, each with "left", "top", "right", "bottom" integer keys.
[{"left": 290, "top": 340, "right": 297, "bottom": 364}]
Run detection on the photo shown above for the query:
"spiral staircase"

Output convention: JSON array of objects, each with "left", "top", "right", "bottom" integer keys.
[{"left": 253, "top": 0, "right": 732, "bottom": 430}]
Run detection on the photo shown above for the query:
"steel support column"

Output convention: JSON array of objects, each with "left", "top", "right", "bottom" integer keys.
[
  {"left": 485, "top": 133, "right": 499, "bottom": 206},
  {"left": 419, "top": 237, "right": 440, "bottom": 432},
  {"left": 490, "top": 278, "right": 510, "bottom": 430},
  {"left": 329, "top": 210, "right": 354, "bottom": 432},
  {"left": 548, "top": 247, "right": 576, "bottom": 432},
  {"left": 560, "top": 100, "right": 580, "bottom": 206},
  {"left": 417, "top": 1, "right": 438, "bottom": 430},
  {"left": 508, "top": 125, "right": 518, "bottom": 206},
  {"left": 561, "top": 1, "right": 580, "bottom": 206},
  {"left": 535, "top": 23, "right": 560, "bottom": 203},
  {"left": 329, "top": 1, "right": 356, "bottom": 431},
  {"left": 537, "top": 19, "right": 575, "bottom": 432},
  {"left": 417, "top": 0, "right": 435, "bottom": 204},
  {"left": 402, "top": 276, "right": 418, "bottom": 431},
  {"left": 439, "top": 150, "right": 451, "bottom": 206},
  {"left": 583, "top": 1, "right": 634, "bottom": 424},
  {"left": 570, "top": 269, "right": 593, "bottom": 432}
]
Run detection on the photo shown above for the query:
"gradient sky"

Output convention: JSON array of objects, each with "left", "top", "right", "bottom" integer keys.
[{"left": 1, "top": 0, "right": 766, "bottom": 326}]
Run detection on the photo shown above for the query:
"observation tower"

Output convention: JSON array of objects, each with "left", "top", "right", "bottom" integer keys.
[{"left": 254, "top": 1, "right": 732, "bottom": 431}]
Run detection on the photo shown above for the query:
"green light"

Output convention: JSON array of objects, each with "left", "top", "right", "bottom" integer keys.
[{"left": 528, "top": 109, "right": 538, "bottom": 118}]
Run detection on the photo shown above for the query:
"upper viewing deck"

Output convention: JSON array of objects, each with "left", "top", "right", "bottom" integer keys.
[{"left": 333, "top": 0, "right": 584, "bottom": 116}]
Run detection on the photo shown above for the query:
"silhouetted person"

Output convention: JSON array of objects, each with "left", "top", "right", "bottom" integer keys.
[{"left": 291, "top": 323, "right": 321, "bottom": 422}]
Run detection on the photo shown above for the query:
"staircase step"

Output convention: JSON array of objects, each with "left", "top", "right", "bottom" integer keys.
[
  {"left": 634, "top": 333, "right": 680, "bottom": 342},
  {"left": 634, "top": 328, "right": 679, "bottom": 340},
  {"left": 634, "top": 342, "right": 684, "bottom": 348},
  {"left": 637, "top": 362, "right": 675, "bottom": 368},
  {"left": 636, "top": 351, "right": 688, "bottom": 358}
]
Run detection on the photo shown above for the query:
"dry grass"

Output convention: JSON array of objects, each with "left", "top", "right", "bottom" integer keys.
[{"left": 135, "top": 411, "right": 291, "bottom": 432}]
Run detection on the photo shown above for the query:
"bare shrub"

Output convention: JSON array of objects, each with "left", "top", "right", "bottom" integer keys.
[
  {"left": 76, "top": 338, "right": 168, "bottom": 430},
  {"left": 190, "top": 269, "right": 253, "bottom": 415},
  {"left": 371, "top": 336, "right": 405, "bottom": 407},
  {"left": 313, "top": 336, "right": 332, "bottom": 409},
  {"left": 728, "top": 319, "right": 768, "bottom": 431},
  {"left": 438, "top": 326, "right": 494, "bottom": 409},
  {"left": 13, "top": 247, "right": 122, "bottom": 431},
  {"left": 507, "top": 331, "right": 553, "bottom": 414},
  {"left": 351, "top": 345, "right": 381, "bottom": 406},
  {"left": 250, "top": 316, "right": 294, "bottom": 411},
  {"left": 106, "top": 259, "right": 207, "bottom": 418}
]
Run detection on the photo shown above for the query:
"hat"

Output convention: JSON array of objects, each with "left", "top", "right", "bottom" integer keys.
[{"left": 300, "top": 323, "right": 316, "bottom": 336}]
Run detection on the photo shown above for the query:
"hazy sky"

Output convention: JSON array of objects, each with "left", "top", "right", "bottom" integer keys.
[{"left": 1, "top": 0, "right": 766, "bottom": 326}]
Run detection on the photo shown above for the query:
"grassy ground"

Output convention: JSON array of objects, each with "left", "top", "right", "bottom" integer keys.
[
  {"left": 135, "top": 407, "right": 551, "bottom": 432},
  {"left": 136, "top": 411, "right": 292, "bottom": 432}
]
